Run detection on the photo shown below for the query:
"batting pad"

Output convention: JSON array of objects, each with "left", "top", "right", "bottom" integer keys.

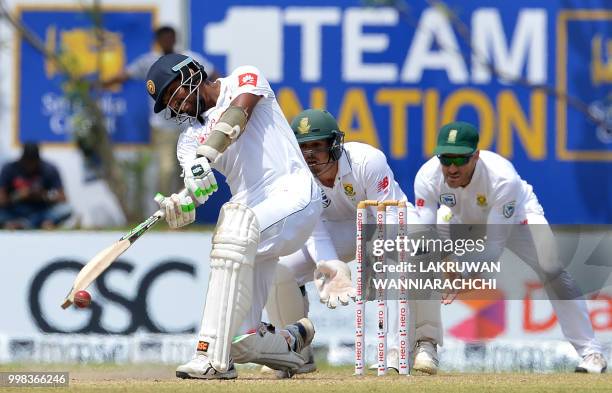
[{"left": 198, "top": 202, "right": 260, "bottom": 372}]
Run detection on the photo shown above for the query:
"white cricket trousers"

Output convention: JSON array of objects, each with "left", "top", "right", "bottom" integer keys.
[
  {"left": 435, "top": 206, "right": 602, "bottom": 357},
  {"left": 237, "top": 171, "right": 323, "bottom": 334}
]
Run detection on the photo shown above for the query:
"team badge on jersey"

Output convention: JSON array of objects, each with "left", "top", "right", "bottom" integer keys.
[
  {"left": 238, "top": 72, "right": 258, "bottom": 87},
  {"left": 321, "top": 189, "right": 331, "bottom": 208},
  {"left": 377, "top": 176, "right": 389, "bottom": 193},
  {"left": 503, "top": 201, "right": 516, "bottom": 218},
  {"left": 343, "top": 183, "right": 356, "bottom": 199},
  {"left": 476, "top": 194, "right": 488, "bottom": 207},
  {"left": 416, "top": 198, "right": 425, "bottom": 207},
  {"left": 440, "top": 193, "right": 456, "bottom": 207}
]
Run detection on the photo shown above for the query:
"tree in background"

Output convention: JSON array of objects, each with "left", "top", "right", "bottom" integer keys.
[{"left": 0, "top": 0, "right": 152, "bottom": 222}]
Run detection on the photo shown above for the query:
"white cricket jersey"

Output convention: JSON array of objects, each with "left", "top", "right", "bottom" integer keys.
[
  {"left": 318, "top": 142, "right": 412, "bottom": 223},
  {"left": 302, "top": 142, "right": 418, "bottom": 263},
  {"left": 177, "top": 66, "right": 309, "bottom": 204},
  {"left": 414, "top": 150, "right": 545, "bottom": 263},
  {"left": 414, "top": 150, "right": 542, "bottom": 225}
]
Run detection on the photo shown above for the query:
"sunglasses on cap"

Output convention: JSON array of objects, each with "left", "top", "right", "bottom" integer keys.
[{"left": 437, "top": 154, "right": 473, "bottom": 167}]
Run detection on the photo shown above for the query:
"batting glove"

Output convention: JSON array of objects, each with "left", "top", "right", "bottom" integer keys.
[
  {"left": 156, "top": 193, "right": 196, "bottom": 229},
  {"left": 314, "top": 259, "right": 357, "bottom": 309},
  {"left": 184, "top": 157, "right": 218, "bottom": 204}
]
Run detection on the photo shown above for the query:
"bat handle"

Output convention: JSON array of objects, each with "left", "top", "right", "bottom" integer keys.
[
  {"left": 154, "top": 188, "right": 189, "bottom": 204},
  {"left": 153, "top": 193, "right": 165, "bottom": 205}
]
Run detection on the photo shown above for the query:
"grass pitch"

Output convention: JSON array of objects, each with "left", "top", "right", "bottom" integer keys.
[{"left": 1, "top": 363, "right": 611, "bottom": 393}]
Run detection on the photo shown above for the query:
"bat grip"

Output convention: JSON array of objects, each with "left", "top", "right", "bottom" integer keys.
[{"left": 154, "top": 189, "right": 190, "bottom": 218}]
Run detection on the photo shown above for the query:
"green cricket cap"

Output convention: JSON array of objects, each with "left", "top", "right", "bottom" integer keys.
[{"left": 434, "top": 121, "right": 479, "bottom": 155}]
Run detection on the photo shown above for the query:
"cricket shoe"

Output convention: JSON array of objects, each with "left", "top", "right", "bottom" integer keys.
[
  {"left": 176, "top": 354, "right": 237, "bottom": 380},
  {"left": 274, "top": 318, "right": 316, "bottom": 378},
  {"left": 258, "top": 318, "right": 316, "bottom": 378},
  {"left": 575, "top": 353, "right": 607, "bottom": 373},
  {"left": 413, "top": 340, "right": 439, "bottom": 375},
  {"left": 368, "top": 347, "right": 400, "bottom": 373},
  {"left": 296, "top": 346, "right": 317, "bottom": 374},
  {"left": 261, "top": 346, "right": 317, "bottom": 377},
  {"left": 285, "top": 317, "right": 316, "bottom": 353}
]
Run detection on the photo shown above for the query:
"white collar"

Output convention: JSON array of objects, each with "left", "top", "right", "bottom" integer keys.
[{"left": 202, "top": 79, "right": 226, "bottom": 119}]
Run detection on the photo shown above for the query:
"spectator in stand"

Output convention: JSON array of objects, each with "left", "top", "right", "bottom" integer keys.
[{"left": 0, "top": 143, "right": 72, "bottom": 229}]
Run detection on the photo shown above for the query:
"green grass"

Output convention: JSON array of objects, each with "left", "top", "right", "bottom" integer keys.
[{"left": 1, "top": 363, "right": 611, "bottom": 393}]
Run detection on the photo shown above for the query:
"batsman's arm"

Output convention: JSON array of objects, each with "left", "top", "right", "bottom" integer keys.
[{"left": 196, "top": 93, "right": 261, "bottom": 163}]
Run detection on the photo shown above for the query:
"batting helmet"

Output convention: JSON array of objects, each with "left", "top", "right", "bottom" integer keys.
[{"left": 145, "top": 53, "right": 207, "bottom": 114}]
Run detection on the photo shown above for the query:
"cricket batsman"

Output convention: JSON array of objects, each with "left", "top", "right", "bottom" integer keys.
[
  {"left": 145, "top": 54, "right": 323, "bottom": 379},
  {"left": 414, "top": 121, "right": 607, "bottom": 373},
  {"left": 264, "top": 109, "right": 442, "bottom": 375}
]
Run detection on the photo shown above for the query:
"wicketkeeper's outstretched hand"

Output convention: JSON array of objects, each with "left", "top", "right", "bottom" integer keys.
[{"left": 314, "top": 260, "right": 357, "bottom": 309}]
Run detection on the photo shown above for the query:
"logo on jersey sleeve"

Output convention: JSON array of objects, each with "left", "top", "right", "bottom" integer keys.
[
  {"left": 416, "top": 198, "right": 425, "bottom": 207},
  {"left": 440, "top": 193, "right": 456, "bottom": 207},
  {"left": 376, "top": 176, "right": 389, "bottom": 193},
  {"left": 238, "top": 72, "right": 258, "bottom": 87},
  {"left": 503, "top": 201, "right": 516, "bottom": 218},
  {"left": 476, "top": 194, "right": 488, "bottom": 207}
]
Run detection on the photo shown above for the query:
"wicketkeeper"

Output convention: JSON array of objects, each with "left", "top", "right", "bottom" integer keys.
[{"left": 264, "top": 109, "right": 443, "bottom": 375}]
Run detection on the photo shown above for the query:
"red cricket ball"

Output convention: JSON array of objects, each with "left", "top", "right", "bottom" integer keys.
[{"left": 74, "top": 290, "right": 92, "bottom": 308}]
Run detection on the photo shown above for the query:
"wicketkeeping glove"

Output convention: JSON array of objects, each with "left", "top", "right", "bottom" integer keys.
[
  {"left": 314, "top": 259, "right": 357, "bottom": 309},
  {"left": 156, "top": 192, "right": 196, "bottom": 229},
  {"left": 184, "top": 157, "right": 218, "bottom": 204}
]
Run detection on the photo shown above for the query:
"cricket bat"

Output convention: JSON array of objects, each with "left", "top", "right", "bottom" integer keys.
[{"left": 61, "top": 190, "right": 188, "bottom": 309}]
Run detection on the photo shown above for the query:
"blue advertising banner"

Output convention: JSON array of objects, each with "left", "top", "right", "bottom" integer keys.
[
  {"left": 190, "top": 0, "right": 612, "bottom": 224},
  {"left": 16, "top": 6, "right": 155, "bottom": 145}
]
